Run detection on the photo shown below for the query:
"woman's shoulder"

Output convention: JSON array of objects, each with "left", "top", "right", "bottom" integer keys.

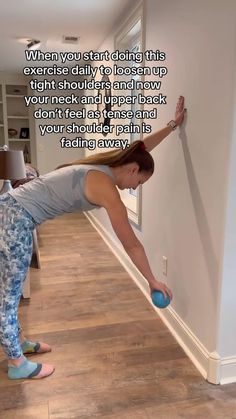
[
  {"left": 85, "top": 167, "right": 115, "bottom": 188},
  {"left": 84, "top": 168, "right": 118, "bottom": 208}
]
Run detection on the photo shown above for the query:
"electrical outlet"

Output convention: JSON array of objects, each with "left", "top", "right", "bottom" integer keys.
[{"left": 162, "top": 256, "right": 168, "bottom": 276}]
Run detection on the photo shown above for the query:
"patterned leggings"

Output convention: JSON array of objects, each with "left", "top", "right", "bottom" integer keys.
[{"left": 0, "top": 193, "right": 36, "bottom": 358}]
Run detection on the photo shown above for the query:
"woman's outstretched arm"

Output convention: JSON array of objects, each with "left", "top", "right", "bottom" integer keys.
[
  {"left": 85, "top": 172, "right": 172, "bottom": 299},
  {"left": 143, "top": 96, "right": 186, "bottom": 152}
]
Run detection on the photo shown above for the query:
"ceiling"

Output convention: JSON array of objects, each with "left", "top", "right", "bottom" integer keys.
[{"left": 0, "top": 0, "right": 133, "bottom": 73}]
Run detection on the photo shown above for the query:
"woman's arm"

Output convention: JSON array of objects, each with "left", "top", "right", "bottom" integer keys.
[
  {"left": 143, "top": 96, "right": 186, "bottom": 152},
  {"left": 106, "top": 196, "right": 172, "bottom": 299},
  {"left": 85, "top": 172, "right": 172, "bottom": 299}
]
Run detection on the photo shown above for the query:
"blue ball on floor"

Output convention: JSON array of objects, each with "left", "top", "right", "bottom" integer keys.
[{"left": 151, "top": 290, "right": 171, "bottom": 309}]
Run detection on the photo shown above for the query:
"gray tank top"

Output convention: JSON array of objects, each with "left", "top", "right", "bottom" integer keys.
[{"left": 9, "top": 164, "right": 115, "bottom": 224}]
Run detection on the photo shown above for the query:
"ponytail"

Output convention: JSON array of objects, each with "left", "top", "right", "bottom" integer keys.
[{"left": 57, "top": 141, "right": 154, "bottom": 174}]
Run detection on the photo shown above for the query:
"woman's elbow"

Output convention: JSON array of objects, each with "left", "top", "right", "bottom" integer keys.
[{"left": 123, "top": 241, "right": 144, "bottom": 254}]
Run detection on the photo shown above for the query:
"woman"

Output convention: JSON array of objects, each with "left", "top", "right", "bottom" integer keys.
[{"left": 0, "top": 96, "right": 185, "bottom": 380}]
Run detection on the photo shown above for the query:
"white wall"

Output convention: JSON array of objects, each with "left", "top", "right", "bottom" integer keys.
[
  {"left": 144, "top": 0, "right": 236, "bottom": 354},
  {"left": 217, "top": 52, "right": 236, "bottom": 358},
  {"left": 34, "top": 75, "right": 86, "bottom": 174},
  {"left": 87, "top": 0, "right": 236, "bottom": 382}
]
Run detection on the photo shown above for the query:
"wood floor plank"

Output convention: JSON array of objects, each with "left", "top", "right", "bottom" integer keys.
[
  {"left": 0, "top": 213, "right": 236, "bottom": 419},
  {"left": 0, "top": 403, "right": 49, "bottom": 419}
]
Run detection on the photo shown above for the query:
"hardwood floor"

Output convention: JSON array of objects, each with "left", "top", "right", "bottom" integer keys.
[{"left": 0, "top": 213, "right": 236, "bottom": 418}]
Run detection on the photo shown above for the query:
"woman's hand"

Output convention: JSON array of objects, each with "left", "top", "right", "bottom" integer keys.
[
  {"left": 149, "top": 280, "right": 173, "bottom": 300},
  {"left": 175, "top": 95, "right": 186, "bottom": 127}
]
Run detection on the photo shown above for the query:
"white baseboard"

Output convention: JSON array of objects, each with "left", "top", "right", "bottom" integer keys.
[
  {"left": 220, "top": 356, "right": 236, "bottom": 384},
  {"left": 85, "top": 212, "right": 236, "bottom": 385}
]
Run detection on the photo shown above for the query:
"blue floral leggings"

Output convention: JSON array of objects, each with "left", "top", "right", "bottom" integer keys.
[{"left": 0, "top": 193, "right": 36, "bottom": 358}]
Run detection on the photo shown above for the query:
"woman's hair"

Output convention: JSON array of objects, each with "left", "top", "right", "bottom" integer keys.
[{"left": 57, "top": 140, "right": 154, "bottom": 174}]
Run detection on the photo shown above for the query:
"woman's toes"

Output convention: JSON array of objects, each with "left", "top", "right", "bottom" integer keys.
[
  {"left": 36, "top": 342, "right": 52, "bottom": 353},
  {"left": 33, "top": 363, "right": 55, "bottom": 379}
]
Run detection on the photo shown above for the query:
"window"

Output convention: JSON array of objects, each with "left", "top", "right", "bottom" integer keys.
[{"left": 114, "top": 2, "right": 144, "bottom": 227}]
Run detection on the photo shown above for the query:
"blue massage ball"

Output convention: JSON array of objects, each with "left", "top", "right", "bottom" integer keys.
[{"left": 151, "top": 290, "right": 171, "bottom": 309}]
